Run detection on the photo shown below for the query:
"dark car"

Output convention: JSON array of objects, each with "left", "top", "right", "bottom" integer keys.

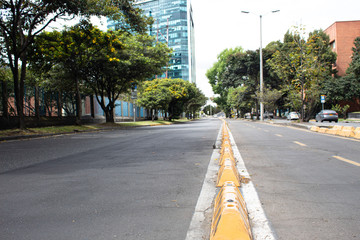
[{"left": 315, "top": 110, "right": 338, "bottom": 123}]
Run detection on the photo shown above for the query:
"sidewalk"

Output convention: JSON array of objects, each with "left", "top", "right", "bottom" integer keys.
[{"left": 243, "top": 118, "right": 360, "bottom": 130}]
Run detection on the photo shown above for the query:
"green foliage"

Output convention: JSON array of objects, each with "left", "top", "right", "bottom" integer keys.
[
  {"left": 206, "top": 47, "right": 244, "bottom": 115},
  {"left": 0, "top": 0, "right": 151, "bottom": 127},
  {"left": 322, "top": 37, "right": 360, "bottom": 103},
  {"left": 331, "top": 104, "right": 350, "bottom": 118},
  {"left": 261, "top": 87, "right": 282, "bottom": 113},
  {"left": 137, "top": 78, "right": 206, "bottom": 120},
  {"left": 227, "top": 86, "right": 252, "bottom": 116},
  {"left": 203, "top": 105, "right": 221, "bottom": 115},
  {"left": 29, "top": 22, "right": 172, "bottom": 123},
  {"left": 267, "top": 27, "right": 336, "bottom": 121}
]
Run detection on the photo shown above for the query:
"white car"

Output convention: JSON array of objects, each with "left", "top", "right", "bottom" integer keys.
[{"left": 287, "top": 112, "right": 300, "bottom": 120}]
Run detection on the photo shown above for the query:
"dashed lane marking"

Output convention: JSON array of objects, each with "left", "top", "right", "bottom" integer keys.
[
  {"left": 275, "top": 134, "right": 283, "bottom": 137},
  {"left": 294, "top": 141, "right": 307, "bottom": 147},
  {"left": 333, "top": 156, "right": 360, "bottom": 167}
]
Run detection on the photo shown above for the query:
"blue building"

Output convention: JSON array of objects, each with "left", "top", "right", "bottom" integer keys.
[{"left": 108, "top": 0, "right": 196, "bottom": 83}]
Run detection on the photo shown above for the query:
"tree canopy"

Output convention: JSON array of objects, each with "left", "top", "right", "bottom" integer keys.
[
  {"left": 0, "top": 0, "right": 150, "bottom": 128},
  {"left": 137, "top": 78, "right": 206, "bottom": 121}
]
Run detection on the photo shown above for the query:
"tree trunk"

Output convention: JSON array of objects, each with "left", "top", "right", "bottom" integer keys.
[
  {"left": 35, "top": 86, "right": 40, "bottom": 119},
  {"left": 1, "top": 80, "right": 9, "bottom": 119},
  {"left": 75, "top": 78, "right": 82, "bottom": 125},
  {"left": 90, "top": 95, "right": 95, "bottom": 118},
  {"left": 105, "top": 107, "right": 115, "bottom": 123},
  {"left": 57, "top": 91, "right": 62, "bottom": 118},
  {"left": 301, "top": 82, "right": 305, "bottom": 122}
]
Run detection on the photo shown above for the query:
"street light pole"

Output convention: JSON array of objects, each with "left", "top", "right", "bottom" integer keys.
[
  {"left": 259, "top": 14, "right": 264, "bottom": 121},
  {"left": 241, "top": 10, "right": 279, "bottom": 121}
]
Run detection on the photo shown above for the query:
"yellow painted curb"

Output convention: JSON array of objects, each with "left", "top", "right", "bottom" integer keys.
[
  {"left": 219, "top": 151, "right": 236, "bottom": 166},
  {"left": 338, "top": 126, "right": 355, "bottom": 137},
  {"left": 354, "top": 127, "right": 360, "bottom": 139},
  {"left": 210, "top": 182, "right": 252, "bottom": 240},
  {"left": 318, "top": 127, "right": 328, "bottom": 133},
  {"left": 310, "top": 126, "right": 320, "bottom": 132},
  {"left": 326, "top": 125, "right": 343, "bottom": 135},
  {"left": 217, "top": 160, "right": 241, "bottom": 187}
]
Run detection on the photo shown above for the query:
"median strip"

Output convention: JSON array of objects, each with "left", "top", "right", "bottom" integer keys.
[{"left": 186, "top": 120, "right": 276, "bottom": 240}]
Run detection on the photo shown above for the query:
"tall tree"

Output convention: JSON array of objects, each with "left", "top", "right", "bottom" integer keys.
[
  {"left": 268, "top": 27, "right": 336, "bottom": 121},
  {"left": 84, "top": 30, "right": 171, "bottom": 123},
  {"left": 137, "top": 78, "right": 206, "bottom": 121},
  {"left": 0, "top": 0, "right": 149, "bottom": 128},
  {"left": 206, "top": 47, "right": 244, "bottom": 116}
]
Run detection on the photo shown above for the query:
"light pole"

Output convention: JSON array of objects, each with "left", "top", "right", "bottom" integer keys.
[{"left": 241, "top": 10, "right": 279, "bottom": 121}]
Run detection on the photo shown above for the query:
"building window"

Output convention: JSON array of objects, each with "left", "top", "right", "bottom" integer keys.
[{"left": 330, "top": 41, "right": 336, "bottom": 50}]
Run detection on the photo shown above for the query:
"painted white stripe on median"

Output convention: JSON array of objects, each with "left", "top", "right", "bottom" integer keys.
[{"left": 228, "top": 124, "right": 277, "bottom": 240}]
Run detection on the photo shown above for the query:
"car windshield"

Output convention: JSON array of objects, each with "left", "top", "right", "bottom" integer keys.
[{"left": 323, "top": 110, "right": 336, "bottom": 114}]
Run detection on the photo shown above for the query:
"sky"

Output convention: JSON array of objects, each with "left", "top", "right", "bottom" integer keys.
[
  {"left": 190, "top": 0, "right": 360, "bottom": 99},
  {"left": 51, "top": 0, "right": 360, "bottom": 101}
]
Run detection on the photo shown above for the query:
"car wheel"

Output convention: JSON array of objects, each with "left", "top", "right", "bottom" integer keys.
[
  {"left": 335, "top": 120, "right": 338, "bottom": 123},
  {"left": 321, "top": 120, "right": 323, "bottom": 122}
]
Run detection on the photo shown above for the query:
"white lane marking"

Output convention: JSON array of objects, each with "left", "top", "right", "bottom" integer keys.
[
  {"left": 333, "top": 156, "right": 360, "bottom": 167},
  {"left": 228, "top": 125, "right": 277, "bottom": 240},
  {"left": 185, "top": 125, "right": 220, "bottom": 240},
  {"left": 294, "top": 141, "right": 307, "bottom": 147},
  {"left": 275, "top": 134, "right": 283, "bottom": 137}
]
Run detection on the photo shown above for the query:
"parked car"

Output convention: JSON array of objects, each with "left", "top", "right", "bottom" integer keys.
[
  {"left": 263, "top": 112, "right": 274, "bottom": 119},
  {"left": 287, "top": 112, "right": 300, "bottom": 120},
  {"left": 244, "top": 113, "right": 251, "bottom": 119},
  {"left": 315, "top": 110, "right": 338, "bottom": 122}
]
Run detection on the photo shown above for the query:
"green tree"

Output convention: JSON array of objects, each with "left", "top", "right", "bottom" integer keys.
[
  {"left": 324, "top": 37, "right": 360, "bottom": 103},
  {"left": 137, "top": 79, "right": 171, "bottom": 121},
  {"left": 137, "top": 78, "right": 206, "bottom": 121},
  {"left": 261, "top": 87, "right": 282, "bottom": 114},
  {"left": 227, "top": 86, "right": 252, "bottom": 117},
  {"left": 0, "top": 66, "right": 12, "bottom": 118},
  {"left": 184, "top": 84, "right": 207, "bottom": 119},
  {"left": 0, "top": 0, "right": 149, "bottom": 128},
  {"left": 84, "top": 31, "right": 171, "bottom": 123},
  {"left": 206, "top": 47, "right": 244, "bottom": 116},
  {"left": 268, "top": 27, "right": 336, "bottom": 121}
]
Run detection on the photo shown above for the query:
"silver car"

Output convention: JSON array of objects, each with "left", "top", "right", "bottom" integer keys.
[{"left": 315, "top": 110, "right": 338, "bottom": 123}]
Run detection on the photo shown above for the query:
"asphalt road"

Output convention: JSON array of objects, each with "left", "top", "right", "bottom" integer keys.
[
  {"left": 0, "top": 119, "right": 221, "bottom": 240},
  {"left": 228, "top": 119, "right": 360, "bottom": 240}
]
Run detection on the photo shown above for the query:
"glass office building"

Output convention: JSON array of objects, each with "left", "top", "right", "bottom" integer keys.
[{"left": 108, "top": 0, "right": 196, "bottom": 83}]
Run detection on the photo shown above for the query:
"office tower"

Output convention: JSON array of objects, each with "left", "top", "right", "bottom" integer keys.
[{"left": 108, "top": 0, "right": 196, "bottom": 83}]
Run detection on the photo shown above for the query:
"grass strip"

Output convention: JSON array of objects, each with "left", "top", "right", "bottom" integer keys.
[{"left": 0, "top": 119, "right": 191, "bottom": 138}]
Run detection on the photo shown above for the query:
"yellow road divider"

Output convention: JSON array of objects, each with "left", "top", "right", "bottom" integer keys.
[
  {"left": 355, "top": 127, "right": 360, "bottom": 139},
  {"left": 318, "top": 127, "right": 328, "bottom": 133},
  {"left": 310, "top": 125, "right": 360, "bottom": 140},
  {"left": 338, "top": 126, "right": 355, "bottom": 138},
  {"left": 219, "top": 151, "right": 236, "bottom": 166},
  {"left": 216, "top": 159, "right": 242, "bottom": 187},
  {"left": 210, "top": 120, "right": 252, "bottom": 239},
  {"left": 326, "top": 125, "right": 343, "bottom": 135},
  {"left": 210, "top": 182, "right": 252, "bottom": 240},
  {"left": 310, "top": 126, "right": 319, "bottom": 132}
]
